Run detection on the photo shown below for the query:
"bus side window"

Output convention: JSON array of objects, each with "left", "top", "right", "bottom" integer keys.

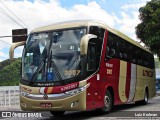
[
  {"left": 106, "top": 33, "right": 115, "bottom": 60},
  {"left": 87, "top": 42, "right": 97, "bottom": 71},
  {"left": 114, "top": 39, "right": 120, "bottom": 58},
  {"left": 132, "top": 46, "right": 137, "bottom": 63},
  {"left": 105, "top": 32, "right": 154, "bottom": 69},
  {"left": 123, "top": 53, "right": 127, "bottom": 60},
  {"left": 107, "top": 46, "right": 109, "bottom": 53},
  {"left": 142, "top": 52, "right": 146, "bottom": 66},
  {"left": 110, "top": 48, "right": 115, "bottom": 57},
  {"left": 89, "top": 26, "right": 104, "bottom": 39},
  {"left": 119, "top": 53, "right": 122, "bottom": 58},
  {"left": 106, "top": 35, "right": 111, "bottom": 60},
  {"left": 117, "top": 38, "right": 123, "bottom": 60},
  {"left": 128, "top": 44, "right": 133, "bottom": 63}
]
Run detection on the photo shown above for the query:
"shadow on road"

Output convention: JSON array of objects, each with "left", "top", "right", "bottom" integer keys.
[{"left": 43, "top": 102, "right": 149, "bottom": 120}]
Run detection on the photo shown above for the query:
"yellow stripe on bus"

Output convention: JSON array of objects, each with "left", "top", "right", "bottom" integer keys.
[{"left": 119, "top": 61, "right": 127, "bottom": 103}]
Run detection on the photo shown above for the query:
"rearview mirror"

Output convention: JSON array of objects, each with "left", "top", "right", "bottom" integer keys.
[
  {"left": 80, "top": 34, "right": 97, "bottom": 55},
  {"left": 9, "top": 41, "right": 26, "bottom": 60}
]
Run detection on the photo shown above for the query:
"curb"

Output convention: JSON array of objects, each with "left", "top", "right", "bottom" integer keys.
[{"left": 0, "top": 106, "right": 21, "bottom": 111}]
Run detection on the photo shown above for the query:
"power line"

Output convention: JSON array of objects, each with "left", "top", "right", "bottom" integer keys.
[
  {"left": 0, "top": 6, "right": 26, "bottom": 53},
  {"left": 0, "top": 6, "right": 25, "bottom": 28},
  {"left": 0, "top": 1, "right": 30, "bottom": 29},
  {"left": 0, "top": 39, "right": 23, "bottom": 60},
  {"left": 0, "top": 39, "right": 24, "bottom": 52},
  {"left": 0, "top": 40, "right": 10, "bottom": 48},
  {"left": 0, "top": 1, "right": 27, "bottom": 57}
]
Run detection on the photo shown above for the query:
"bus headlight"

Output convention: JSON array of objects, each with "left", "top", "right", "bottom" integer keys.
[
  {"left": 20, "top": 91, "right": 29, "bottom": 97},
  {"left": 65, "top": 83, "right": 90, "bottom": 96}
]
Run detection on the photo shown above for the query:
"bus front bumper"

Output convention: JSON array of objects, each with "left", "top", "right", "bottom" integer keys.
[{"left": 20, "top": 90, "right": 87, "bottom": 111}]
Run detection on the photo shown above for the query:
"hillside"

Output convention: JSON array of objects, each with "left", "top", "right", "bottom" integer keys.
[{"left": 0, "top": 58, "right": 21, "bottom": 86}]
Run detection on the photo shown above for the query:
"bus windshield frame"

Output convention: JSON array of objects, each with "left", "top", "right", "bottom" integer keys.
[{"left": 21, "top": 27, "right": 87, "bottom": 86}]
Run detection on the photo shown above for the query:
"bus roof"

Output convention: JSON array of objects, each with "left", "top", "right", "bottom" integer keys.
[{"left": 31, "top": 20, "right": 152, "bottom": 54}]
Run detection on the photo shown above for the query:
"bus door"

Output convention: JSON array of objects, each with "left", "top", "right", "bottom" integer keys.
[
  {"left": 86, "top": 42, "right": 98, "bottom": 107},
  {"left": 87, "top": 42, "right": 97, "bottom": 76}
]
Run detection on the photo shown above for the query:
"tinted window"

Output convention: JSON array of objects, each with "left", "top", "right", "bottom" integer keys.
[
  {"left": 106, "top": 32, "right": 154, "bottom": 69},
  {"left": 87, "top": 43, "right": 97, "bottom": 70},
  {"left": 89, "top": 26, "right": 105, "bottom": 69}
]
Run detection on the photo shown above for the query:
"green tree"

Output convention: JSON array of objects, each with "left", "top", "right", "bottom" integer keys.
[
  {"left": 0, "top": 58, "right": 21, "bottom": 86},
  {"left": 155, "top": 58, "right": 160, "bottom": 68},
  {"left": 136, "top": 0, "right": 160, "bottom": 60}
]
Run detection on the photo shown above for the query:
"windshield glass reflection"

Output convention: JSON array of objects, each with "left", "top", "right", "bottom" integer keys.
[{"left": 22, "top": 28, "right": 86, "bottom": 82}]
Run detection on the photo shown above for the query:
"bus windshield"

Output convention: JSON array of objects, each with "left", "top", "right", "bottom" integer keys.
[{"left": 22, "top": 28, "right": 86, "bottom": 83}]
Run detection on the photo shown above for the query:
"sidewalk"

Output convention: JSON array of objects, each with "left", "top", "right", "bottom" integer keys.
[{"left": 0, "top": 105, "right": 21, "bottom": 111}]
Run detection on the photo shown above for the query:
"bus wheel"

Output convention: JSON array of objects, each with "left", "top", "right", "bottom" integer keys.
[
  {"left": 97, "top": 90, "right": 113, "bottom": 114},
  {"left": 142, "top": 89, "right": 149, "bottom": 105},
  {"left": 136, "top": 89, "right": 148, "bottom": 105},
  {"left": 50, "top": 111, "right": 65, "bottom": 116}
]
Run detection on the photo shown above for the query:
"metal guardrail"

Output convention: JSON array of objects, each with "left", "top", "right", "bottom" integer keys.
[{"left": 0, "top": 86, "right": 19, "bottom": 106}]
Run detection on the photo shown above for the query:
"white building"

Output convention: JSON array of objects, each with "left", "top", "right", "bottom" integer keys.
[{"left": 156, "top": 69, "right": 160, "bottom": 77}]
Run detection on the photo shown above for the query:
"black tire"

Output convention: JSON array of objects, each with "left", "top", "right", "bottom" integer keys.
[
  {"left": 135, "top": 89, "right": 148, "bottom": 105},
  {"left": 97, "top": 90, "right": 113, "bottom": 114},
  {"left": 50, "top": 111, "right": 65, "bottom": 116},
  {"left": 141, "top": 89, "right": 149, "bottom": 105}
]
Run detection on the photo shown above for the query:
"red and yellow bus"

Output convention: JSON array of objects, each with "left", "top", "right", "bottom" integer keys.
[{"left": 10, "top": 20, "right": 155, "bottom": 116}]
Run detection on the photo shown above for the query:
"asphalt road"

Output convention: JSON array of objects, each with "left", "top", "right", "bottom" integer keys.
[{"left": 2, "top": 95, "right": 160, "bottom": 120}]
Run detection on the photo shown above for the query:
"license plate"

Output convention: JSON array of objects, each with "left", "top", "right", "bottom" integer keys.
[{"left": 40, "top": 103, "right": 52, "bottom": 107}]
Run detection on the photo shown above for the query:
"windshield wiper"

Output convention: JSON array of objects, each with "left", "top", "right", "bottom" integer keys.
[
  {"left": 68, "top": 51, "right": 81, "bottom": 70},
  {"left": 49, "top": 49, "right": 62, "bottom": 81},
  {"left": 29, "top": 60, "right": 44, "bottom": 85},
  {"left": 47, "top": 35, "right": 62, "bottom": 81},
  {"left": 50, "top": 61, "right": 62, "bottom": 80}
]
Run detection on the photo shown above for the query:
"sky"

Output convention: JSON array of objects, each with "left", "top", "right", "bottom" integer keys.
[{"left": 0, "top": 0, "right": 150, "bottom": 62}]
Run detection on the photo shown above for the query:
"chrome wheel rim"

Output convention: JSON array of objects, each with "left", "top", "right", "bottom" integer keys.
[
  {"left": 104, "top": 95, "right": 110, "bottom": 108},
  {"left": 144, "top": 92, "right": 148, "bottom": 102}
]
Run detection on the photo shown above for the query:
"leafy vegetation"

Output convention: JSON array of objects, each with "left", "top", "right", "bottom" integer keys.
[
  {"left": 0, "top": 58, "right": 21, "bottom": 86},
  {"left": 155, "top": 58, "right": 160, "bottom": 68},
  {"left": 136, "top": 0, "right": 160, "bottom": 60}
]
